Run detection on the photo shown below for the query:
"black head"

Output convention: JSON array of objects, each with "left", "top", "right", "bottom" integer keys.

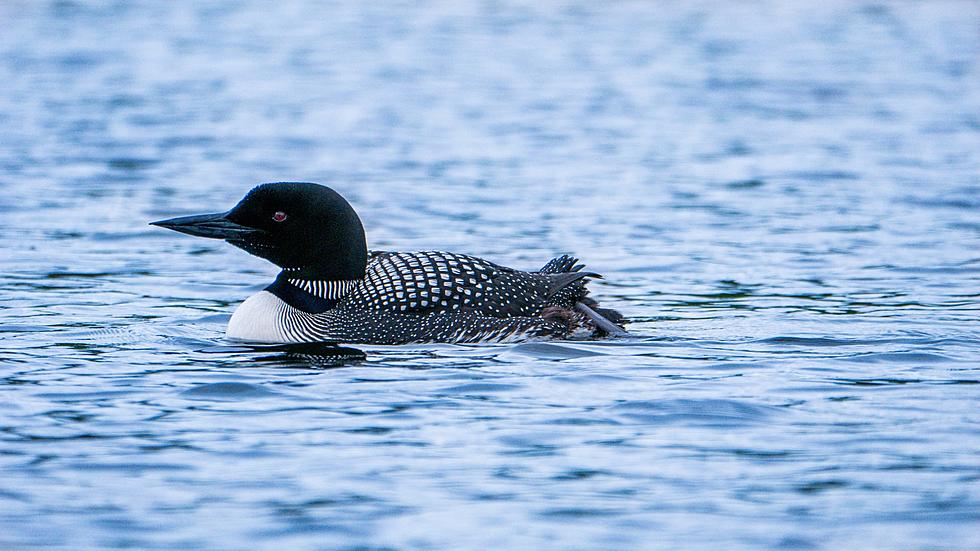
[{"left": 151, "top": 182, "right": 368, "bottom": 280}]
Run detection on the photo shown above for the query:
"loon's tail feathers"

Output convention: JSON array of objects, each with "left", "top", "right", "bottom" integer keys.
[
  {"left": 544, "top": 271, "right": 601, "bottom": 297},
  {"left": 539, "top": 254, "right": 585, "bottom": 274}
]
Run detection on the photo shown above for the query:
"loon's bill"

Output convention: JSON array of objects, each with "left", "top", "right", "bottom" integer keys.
[
  {"left": 151, "top": 182, "right": 627, "bottom": 345},
  {"left": 151, "top": 211, "right": 255, "bottom": 240}
]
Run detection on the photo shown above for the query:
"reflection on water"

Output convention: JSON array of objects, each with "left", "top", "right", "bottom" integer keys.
[
  {"left": 204, "top": 343, "right": 368, "bottom": 368},
  {"left": 1, "top": 0, "right": 979, "bottom": 549}
]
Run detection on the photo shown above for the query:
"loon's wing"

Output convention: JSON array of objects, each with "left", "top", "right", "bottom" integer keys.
[{"left": 352, "top": 251, "right": 594, "bottom": 318}]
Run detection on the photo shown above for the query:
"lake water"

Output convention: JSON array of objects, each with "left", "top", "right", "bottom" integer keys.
[{"left": 1, "top": 1, "right": 978, "bottom": 549}]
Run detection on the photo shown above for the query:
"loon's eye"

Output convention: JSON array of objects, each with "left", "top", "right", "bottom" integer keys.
[{"left": 272, "top": 211, "right": 287, "bottom": 222}]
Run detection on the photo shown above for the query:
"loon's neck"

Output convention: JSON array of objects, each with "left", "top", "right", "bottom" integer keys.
[{"left": 265, "top": 272, "right": 361, "bottom": 314}]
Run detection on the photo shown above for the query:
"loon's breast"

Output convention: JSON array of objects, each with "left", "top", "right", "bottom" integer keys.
[
  {"left": 227, "top": 288, "right": 350, "bottom": 343},
  {"left": 227, "top": 291, "right": 289, "bottom": 343}
]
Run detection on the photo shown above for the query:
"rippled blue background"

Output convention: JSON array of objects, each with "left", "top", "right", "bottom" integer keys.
[{"left": 1, "top": 1, "right": 978, "bottom": 549}]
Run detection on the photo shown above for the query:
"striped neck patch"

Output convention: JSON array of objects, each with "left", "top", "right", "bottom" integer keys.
[{"left": 286, "top": 278, "right": 360, "bottom": 300}]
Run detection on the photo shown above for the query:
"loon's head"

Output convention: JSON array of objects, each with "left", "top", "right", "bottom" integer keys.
[{"left": 151, "top": 182, "right": 368, "bottom": 280}]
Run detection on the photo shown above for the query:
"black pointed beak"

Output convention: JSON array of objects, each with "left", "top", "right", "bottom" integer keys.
[{"left": 150, "top": 212, "right": 260, "bottom": 240}]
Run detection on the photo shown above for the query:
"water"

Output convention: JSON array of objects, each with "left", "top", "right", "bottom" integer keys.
[{"left": 1, "top": 1, "right": 978, "bottom": 549}]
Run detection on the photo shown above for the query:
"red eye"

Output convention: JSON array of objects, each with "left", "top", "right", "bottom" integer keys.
[{"left": 272, "top": 211, "right": 287, "bottom": 222}]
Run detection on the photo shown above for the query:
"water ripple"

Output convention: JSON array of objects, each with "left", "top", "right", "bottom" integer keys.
[{"left": 1, "top": 1, "right": 978, "bottom": 549}]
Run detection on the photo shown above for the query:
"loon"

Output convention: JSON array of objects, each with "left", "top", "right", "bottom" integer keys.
[{"left": 151, "top": 182, "right": 627, "bottom": 344}]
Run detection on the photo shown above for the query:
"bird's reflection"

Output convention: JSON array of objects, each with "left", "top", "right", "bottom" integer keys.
[{"left": 204, "top": 341, "right": 367, "bottom": 368}]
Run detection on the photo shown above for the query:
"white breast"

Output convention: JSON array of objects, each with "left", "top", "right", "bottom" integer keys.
[{"left": 226, "top": 291, "right": 288, "bottom": 343}]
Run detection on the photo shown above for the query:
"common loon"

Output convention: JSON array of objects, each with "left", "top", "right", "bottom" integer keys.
[{"left": 151, "top": 182, "right": 627, "bottom": 344}]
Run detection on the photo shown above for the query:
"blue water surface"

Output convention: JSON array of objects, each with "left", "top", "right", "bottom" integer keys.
[{"left": 1, "top": 1, "right": 978, "bottom": 549}]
